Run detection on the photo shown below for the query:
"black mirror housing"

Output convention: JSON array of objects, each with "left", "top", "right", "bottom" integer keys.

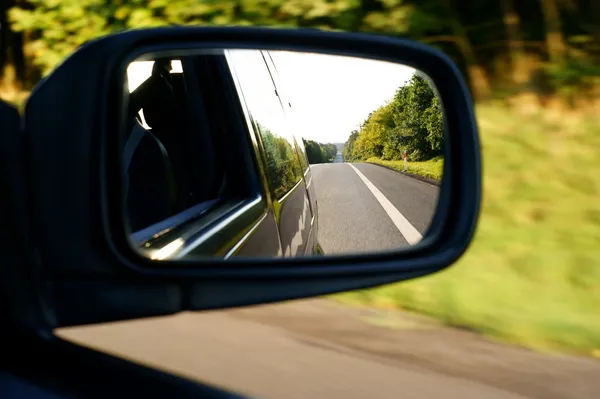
[{"left": 19, "top": 27, "right": 481, "bottom": 328}]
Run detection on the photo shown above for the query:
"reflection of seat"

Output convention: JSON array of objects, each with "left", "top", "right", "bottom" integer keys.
[
  {"left": 141, "top": 59, "right": 221, "bottom": 209},
  {"left": 124, "top": 62, "right": 181, "bottom": 231},
  {"left": 166, "top": 64, "right": 224, "bottom": 203},
  {"left": 141, "top": 68, "right": 192, "bottom": 212},
  {"left": 125, "top": 57, "right": 224, "bottom": 232},
  {"left": 124, "top": 121, "right": 177, "bottom": 232}
]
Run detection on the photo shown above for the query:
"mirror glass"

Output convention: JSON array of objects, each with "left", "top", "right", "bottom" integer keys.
[{"left": 122, "top": 49, "right": 445, "bottom": 261}]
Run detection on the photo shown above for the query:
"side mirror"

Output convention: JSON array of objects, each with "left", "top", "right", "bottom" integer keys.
[{"left": 14, "top": 27, "right": 481, "bottom": 328}]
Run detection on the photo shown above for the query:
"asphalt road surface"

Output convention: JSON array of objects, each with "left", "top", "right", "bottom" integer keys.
[
  {"left": 310, "top": 152, "right": 439, "bottom": 255},
  {"left": 57, "top": 299, "right": 600, "bottom": 399}
]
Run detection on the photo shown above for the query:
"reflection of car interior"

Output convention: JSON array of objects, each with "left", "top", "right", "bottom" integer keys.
[
  {"left": 124, "top": 54, "right": 258, "bottom": 251},
  {"left": 125, "top": 57, "right": 222, "bottom": 233}
]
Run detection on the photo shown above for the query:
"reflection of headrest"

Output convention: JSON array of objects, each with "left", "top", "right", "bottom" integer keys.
[
  {"left": 152, "top": 59, "right": 172, "bottom": 78},
  {"left": 128, "top": 59, "right": 179, "bottom": 131},
  {"left": 142, "top": 75, "right": 178, "bottom": 130}
]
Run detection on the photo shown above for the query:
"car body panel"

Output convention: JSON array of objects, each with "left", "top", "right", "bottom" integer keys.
[
  {"left": 224, "top": 49, "right": 318, "bottom": 258},
  {"left": 261, "top": 51, "right": 319, "bottom": 256}
]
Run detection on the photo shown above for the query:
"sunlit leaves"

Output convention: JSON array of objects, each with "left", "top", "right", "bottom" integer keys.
[
  {"left": 6, "top": 0, "right": 452, "bottom": 79},
  {"left": 259, "top": 124, "right": 304, "bottom": 198},
  {"left": 346, "top": 74, "right": 443, "bottom": 162},
  {"left": 363, "top": 5, "right": 412, "bottom": 34}
]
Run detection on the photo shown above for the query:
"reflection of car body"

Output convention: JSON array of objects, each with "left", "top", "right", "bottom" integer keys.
[{"left": 125, "top": 50, "right": 321, "bottom": 259}]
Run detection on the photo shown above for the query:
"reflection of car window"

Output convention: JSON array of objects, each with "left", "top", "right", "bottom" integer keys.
[{"left": 228, "top": 50, "right": 303, "bottom": 199}]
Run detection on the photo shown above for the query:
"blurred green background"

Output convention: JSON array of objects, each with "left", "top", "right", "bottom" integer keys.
[{"left": 1, "top": 0, "right": 598, "bottom": 357}]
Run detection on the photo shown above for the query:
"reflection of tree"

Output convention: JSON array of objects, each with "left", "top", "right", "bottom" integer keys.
[
  {"left": 345, "top": 74, "right": 444, "bottom": 162},
  {"left": 303, "top": 139, "right": 338, "bottom": 164},
  {"left": 258, "top": 123, "right": 302, "bottom": 199},
  {"left": 295, "top": 140, "right": 310, "bottom": 172}
]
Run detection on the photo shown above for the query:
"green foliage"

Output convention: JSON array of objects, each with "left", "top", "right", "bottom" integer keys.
[
  {"left": 5, "top": 0, "right": 600, "bottom": 101},
  {"left": 322, "top": 142, "right": 338, "bottom": 162},
  {"left": 351, "top": 105, "right": 389, "bottom": 160},
  {"left": 7, "top": 0, "right": 385, "bottom": 79},
  {"left": 366, "top": 156, "right": 443, "bottom": 180},
  {"left": 546, "top": 57, "right": 600, "bottom": 103},
  {"left": 259, "top": 124, "right": 303, "bottom": 198},
  {"left": 342, "top": 130, "right": 359, "bottom": 161},
  {"left": 9, "top": 0, "right": 113, "bottom": 75},
  {"left": 345, "top": 73, "right": 443, "bottom": 163},
  {"left": 424, "top": 95, "right": 443, "bottom": 152},
  {"left": 7, "top": 0, "right": 293, "bottom": 76},
  {"left": 303, "top": 138, "right": 337, "bottom": 164}
]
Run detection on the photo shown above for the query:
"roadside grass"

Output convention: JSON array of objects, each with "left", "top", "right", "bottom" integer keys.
[
  {"left": 336, "top": 104, "right": 600, "bottom": 357},
  {"left": 365, "top": 156, "right": 444, "bottom": 180}
]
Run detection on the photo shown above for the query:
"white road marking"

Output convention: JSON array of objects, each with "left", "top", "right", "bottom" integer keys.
[{"left": 348, "top": 164, "right": 423, "bottom": 245}]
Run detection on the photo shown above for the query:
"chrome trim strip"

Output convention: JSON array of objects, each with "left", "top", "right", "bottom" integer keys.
[
  {"left": 305, "top": 176, "right": 312, "bottom": 189},
  {"left": 277, "top": 177, "right": 303, "bottom": 203},
  {"left": 224, "top": 211, "right": 269, "bottom": 259},
  {"left": 131, "top": 198, "right": 221, "bottom": 244},
  {"left": 175, "top": 195, "right": 263, "bottom": 258}
]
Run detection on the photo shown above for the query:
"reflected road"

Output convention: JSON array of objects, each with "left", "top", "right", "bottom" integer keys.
[{"left": 310, "top": 153, "right": 439, "bottom": 255}]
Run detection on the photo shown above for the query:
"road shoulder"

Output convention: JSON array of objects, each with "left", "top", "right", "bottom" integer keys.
[{"left": 365, "top": 161, "right": 441, "bottom": 186}]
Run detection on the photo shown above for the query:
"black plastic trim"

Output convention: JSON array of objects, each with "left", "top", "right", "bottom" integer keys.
[
  {"left": 102, "top": 28, "right": 479, "bottom": 272},
  {"left": 22, "top": 26, "right": 480, "bottom": 327}
]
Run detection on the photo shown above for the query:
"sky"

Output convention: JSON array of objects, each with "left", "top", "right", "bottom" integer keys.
[
  {"left": 126, "top": 51, "right": 417, "bottom": 144},
  {"left": 268, "top": 51, "right": 416, "bottom": 143}
]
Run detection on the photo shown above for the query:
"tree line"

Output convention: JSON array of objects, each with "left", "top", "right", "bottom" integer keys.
[
  {"left": 344, "top": 74, "right": 443, "bottom": 163},
  {"left": 258, "top": 124, "right": 338, "bottom": 198},
  {"left": 302, "top": 139, "right": 338, "bottom": 164},
  {"left": 1, "top": 0, "right": 600, "bottom": 106},
  {"left": 259, "top": 124, "right": 305, "bottom": 199}
]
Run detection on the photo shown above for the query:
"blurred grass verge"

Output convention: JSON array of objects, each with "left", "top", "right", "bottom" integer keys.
[
  {"left": 365, "top": 156, "right": 444, "bottom": 180},
  {"left": 336, "top": 103, "right": 600, "bottom": 357}
]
